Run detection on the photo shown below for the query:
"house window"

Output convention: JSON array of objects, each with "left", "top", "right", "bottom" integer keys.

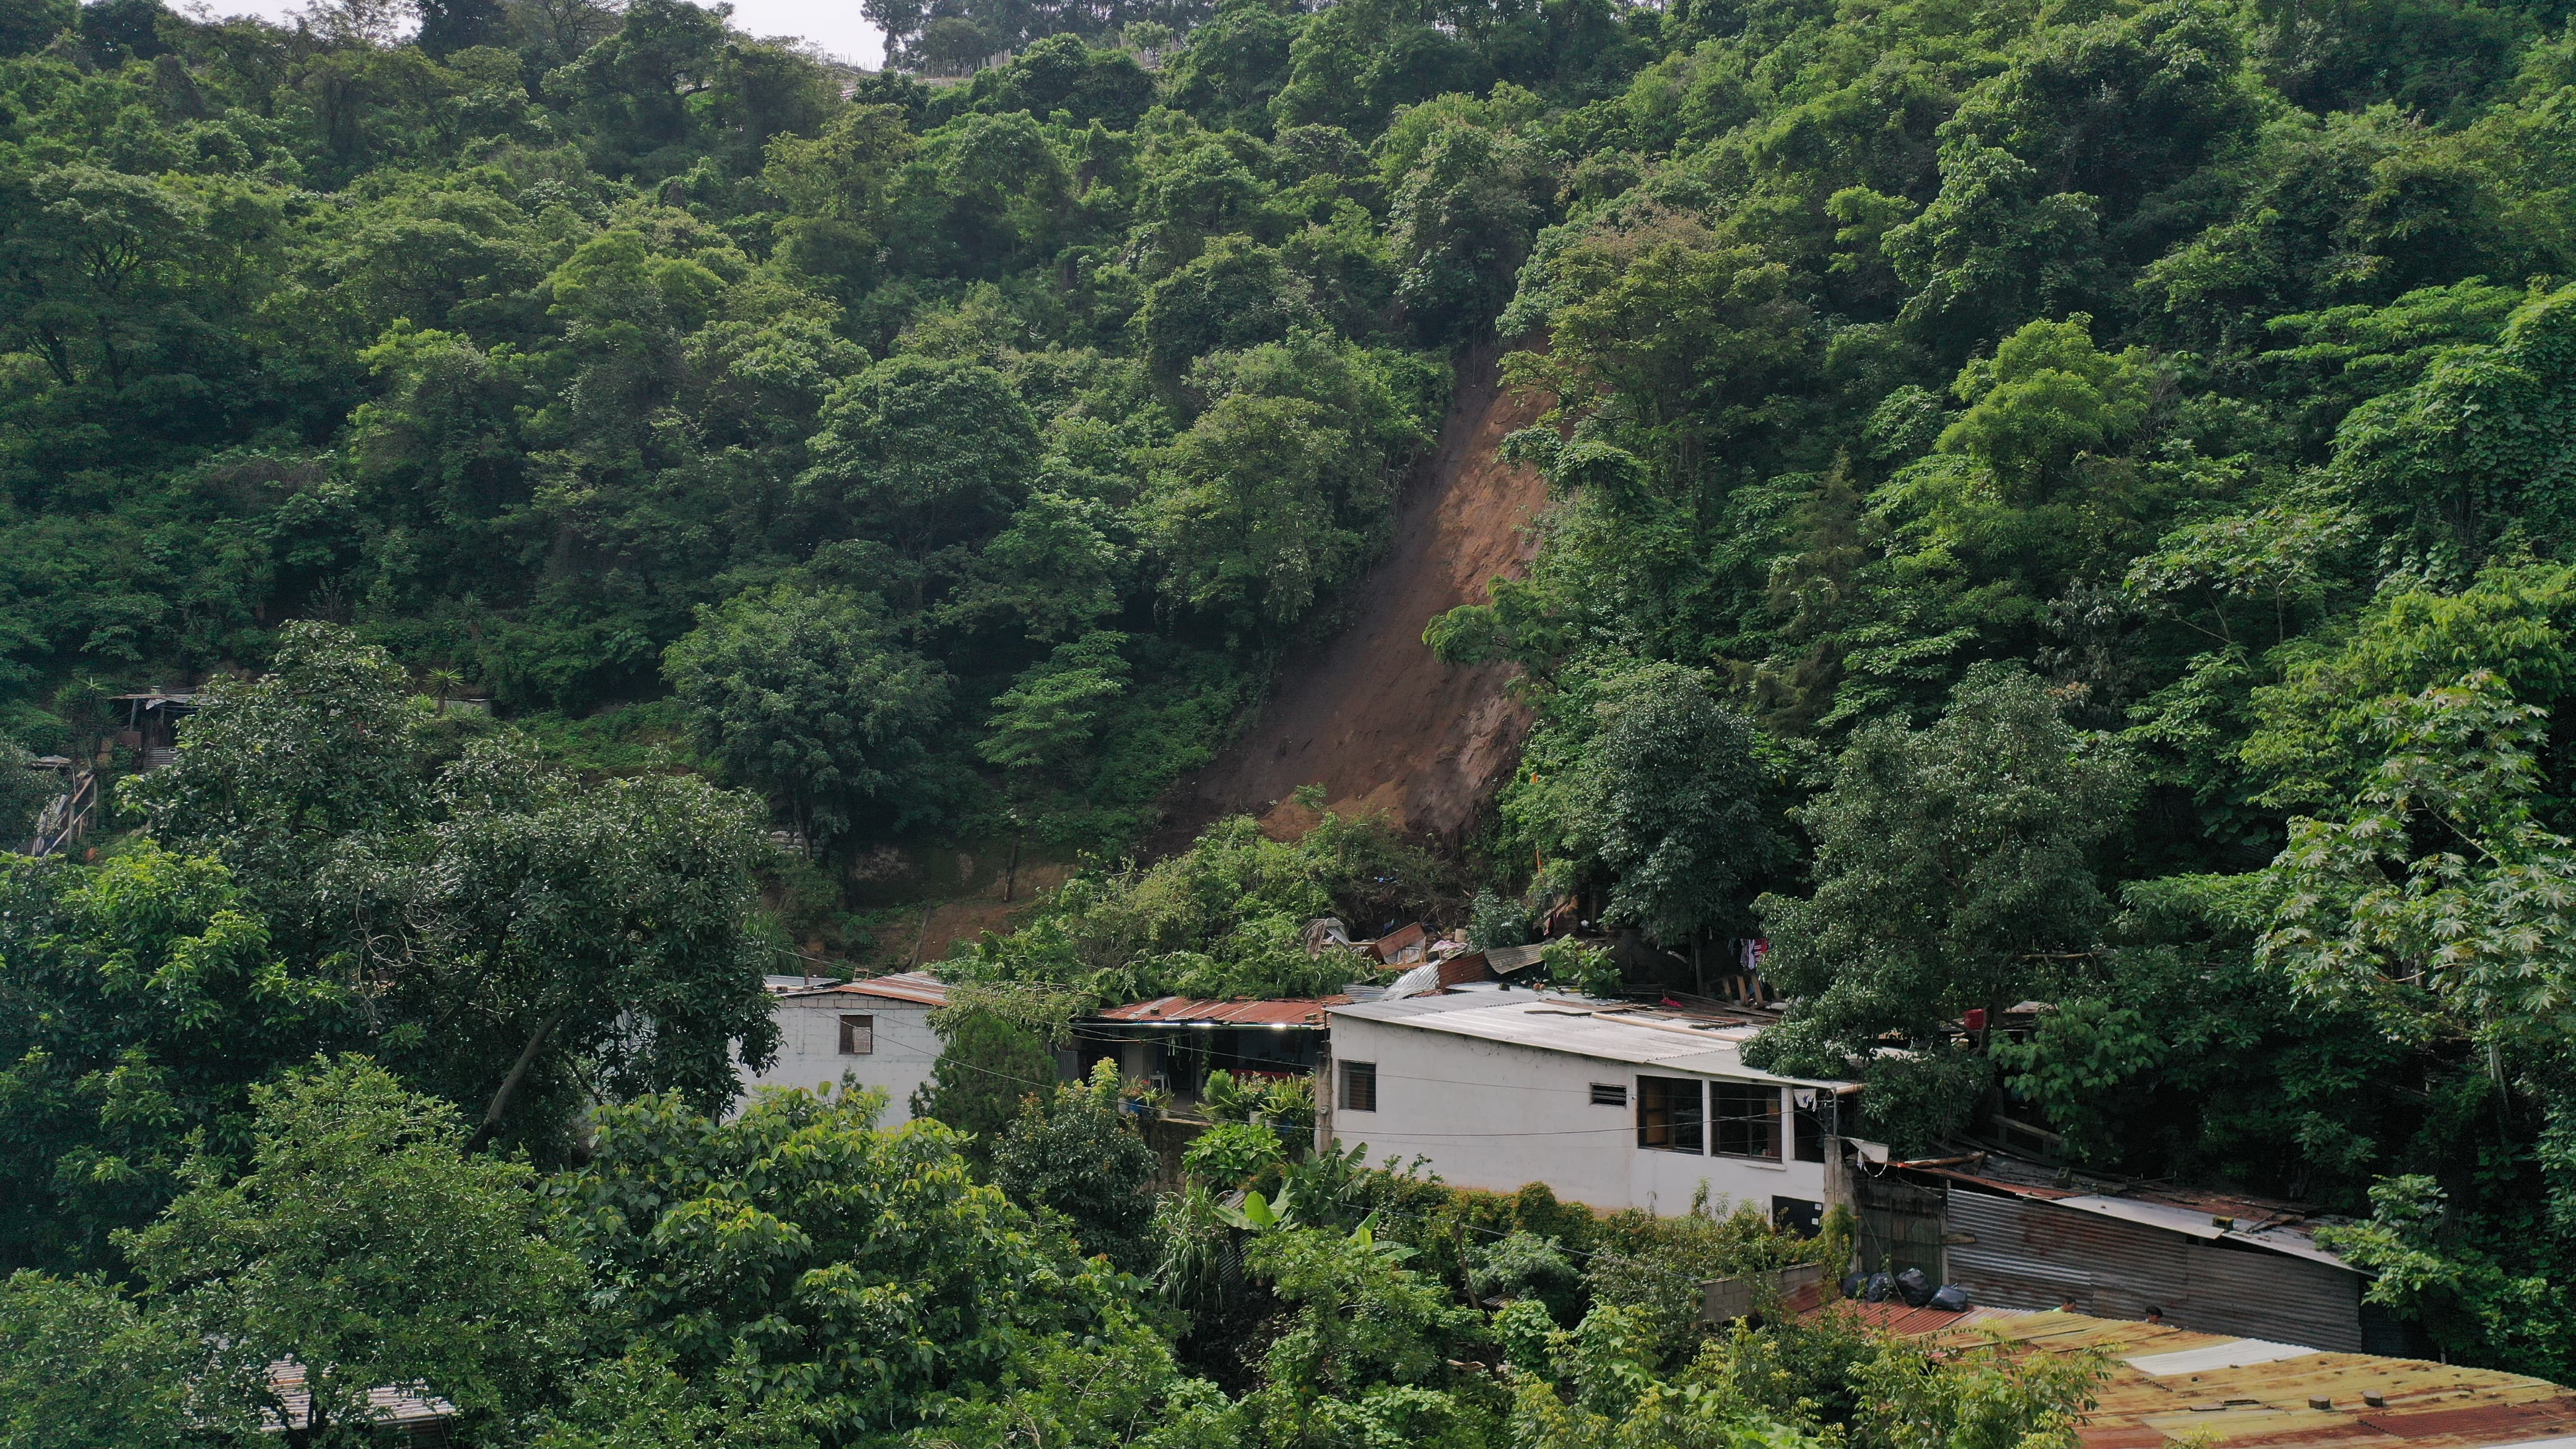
[
  {"left": 1339, "top": 1060, "right": 1377, "bottom": 1113},
  {"left": 838, "top": 1014, "right": 875, "bottom": 1055},
  {"left": 1793, "top": 1090, "right": 1831, "bottom": 1163},
  {"left": 1590, "top": 1082, "right": 1627, "bottom": 1107},
  {"left": 1712, "top": 1081, "right": 1782, "bottom": 1160},
  {"left": 1636, "top": 1076, "right": 1704, "bottom": 1154}
]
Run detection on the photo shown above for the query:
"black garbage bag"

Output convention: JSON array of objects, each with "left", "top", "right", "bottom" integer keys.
[
  {"left": 1928, "top": 1284, "right": 1970, "bottom": 1312},
  {"left": 1895, "top": 1267, "right": 1934, "bottom": 1307},
  {"left": 1864, "top": 1271, "right": 1895, "bottom": 1303},
  {"left": 1841, "top": 1271, "right": 1871, "bottom": 1300}
]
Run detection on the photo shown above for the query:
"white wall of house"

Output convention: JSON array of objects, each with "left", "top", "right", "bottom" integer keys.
[
  {"left": 1322, "top": 1009, "right": 1835, "bottom": 1218},
  {"left": 737, "top": 994, "right": 944, "bottom": 1125}
]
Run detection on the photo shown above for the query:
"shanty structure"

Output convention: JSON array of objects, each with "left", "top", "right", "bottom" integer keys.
[
  {"left": 1076, "top": 996, "right": 1341, "bottom": 1112},
  {"left": 1321, "top": 989, "right": 1858, "bottom": 1220},
  {"left": 1858, "top": 1305, "right": 2576, "bottom": 1449},
  {"left": 1850, "top": 1151, "right": 2393, "bottom": 1354},
  {"left": 735, "top": 971, "right": 949, "bottom": 1123},
  {"left": 110, "top": 689, "right": 198, "bottom": 772}
]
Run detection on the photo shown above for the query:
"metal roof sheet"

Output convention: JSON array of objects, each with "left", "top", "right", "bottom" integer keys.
[
  {"left": 2126, "top": 1339, "right": 2324, "bottom": 1376},
  {"left": 781, "top": 971, "right": 949, "bottom": 1007},
  {"left": 264, "top": 1361, "right": 453, "bottom": 1430},
  {"left": 1095, "top": 995, "right": 1344, "bottom": 1025},
  {"left": 1904, "top": 1156, "right": 2360, "bottom": 1274},
  {"left": 1893, "top": 1310, "right": 2576, "bottom": 1449},
  {"left": 1328, "top": 995, "right": 1855, "bottom": 1087}
]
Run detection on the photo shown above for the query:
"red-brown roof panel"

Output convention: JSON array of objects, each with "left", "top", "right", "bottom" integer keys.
[{"left": 1094, "top": 996, "right": 1346, "bottom": 1025}]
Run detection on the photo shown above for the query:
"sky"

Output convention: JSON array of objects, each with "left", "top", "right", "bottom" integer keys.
[{"left": 201, "top": 0, "right": 889, "bottom": 67}]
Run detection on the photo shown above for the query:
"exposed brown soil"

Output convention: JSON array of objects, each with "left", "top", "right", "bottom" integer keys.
[
  {"left": 1154, "top": 341, "right": 1553, "bottom": 851},
  {"left": 864, "top": 858, "right": 1074, "bottom": 971}
]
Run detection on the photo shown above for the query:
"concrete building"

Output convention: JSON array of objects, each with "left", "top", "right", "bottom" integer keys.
[
  {"left": 737, "top": 971, "right": 948, "bottom": 1122},
  {"left": 1321, "top": 987, "right": 1857, "bottom": 1223}
]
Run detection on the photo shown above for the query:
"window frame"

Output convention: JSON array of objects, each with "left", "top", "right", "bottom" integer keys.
[
  {"left": 1590, "top": 1082, "right": 1628, "bottom": 1107},
  {"left": 838, "top": 1013, "right": 876, "bottom": 1056},
  {"left": 1635, "top": 1075, "right": 1705, "bottom": 1154},
  {"left": 1710, "top": 1080, "right": 1783, "bottom": 1161},
  {"left": 1793, "top": 1088, "right": 1832, "bottom": 1164},
  {"left": 1339, "top": 1059, "right": 1378, "bottom": 1113}
]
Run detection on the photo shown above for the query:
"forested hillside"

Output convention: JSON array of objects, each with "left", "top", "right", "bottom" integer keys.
[{"left": 6, "top": 0, "right": 2576, "bottom": 1428}]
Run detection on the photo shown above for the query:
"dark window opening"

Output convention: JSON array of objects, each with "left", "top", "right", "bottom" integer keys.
[
  {"left": 1590, "top": 1082, "right": 1627, "bottom": 1107},
  {"left": 838, "top": 1014, "right": 875, "bottom": 1055},
  {"left": 1339, "top": 1060, "right": 1377, "bottom": 1113},
  {"left": 1773, "top": 1196, "right": 1825, "bottom": 1236},
  {"left": 1712, "top": 1081, "right": 1782, "bottom": 1160},
  {"left": 1637, "top": 1076, "right": 1704, "bottom": 1154},
  {"left": 1793, "top": 1090, "right": 1832, "bottom": 1163}
]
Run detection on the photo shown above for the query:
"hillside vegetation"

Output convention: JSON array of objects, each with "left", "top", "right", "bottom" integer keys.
[{"left": 4, "top": 0, "right": 2576, "bottom": 1424}]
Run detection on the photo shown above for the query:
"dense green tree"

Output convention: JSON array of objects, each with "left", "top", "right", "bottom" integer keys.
[
  {"left": 126, "top": 1056, "right": 585, "bottom": 1440},
  {"left": 981, "top": 630, "right": 1132, "bottom": 783},
  {"left": 0, "top": 841, "right": 342, "bottom": 1271},
  {"left": 1385, "top": 108, "right": 1548, "bottom": 342},
  {"left": 120, "top": 622, "right": 429, "bottom": 933},
  {"left": 554, "top": 1079, "right": 1168, "bottom": 1440},
  {"left": 666, "top": 581, "right": 954, "bottom": 851},
  {"left": 993, "top": 1058, "right": 1160, "bottom": 1271},
  {"left": 909, "top": 1005, "right": 1063, "bottom": 1161},
  {"left": 800, "top": 355, "right": 1043, "bottom": 565},
  {"left": 1749, "top": 666, "right": 2136, "bottom": 1099},
  {"left": 1515, "top": 662, "right": 1777, "bottom": 951},
  {"left": 0, "top": 1271, "right": 228, "bottom": 1448},
  {"left": 385, "top": 741, "right": 785, "bottom": 1149},
  {"left": 0, "top": 0, "right": 71, "bottom": 54}
]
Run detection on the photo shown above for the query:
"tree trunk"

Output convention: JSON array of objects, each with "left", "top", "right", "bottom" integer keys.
[{"left": 468, "top": 1008, "right": 566, "bottom": 1153}]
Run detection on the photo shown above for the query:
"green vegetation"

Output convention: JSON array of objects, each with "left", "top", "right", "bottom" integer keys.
[{"left": 4, "top": 0, "right": 2576, "bottom": 1418}]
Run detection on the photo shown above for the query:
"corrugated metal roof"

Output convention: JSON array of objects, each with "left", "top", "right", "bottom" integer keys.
[
  {"left": 781, "top": 971, "right": 949, "bottom": 1007},
  {"left": 1892, "top": 1311, "right": 2576, "bottom": 1449},
  {"left": 2127, "top": 1339, "right": 2323, "bottom": 1375},
  {"left": 1946, "top": 1186, "right": 2366, "bottom": 1350},
  {"left": 264, "top": 1361, "right": 453, "bottom": 1430},
  {"left": 1095, "top": 995, "right": 1344, "bottom": 1025},
  {"left": 1815, "top": 1299, "right": 2020, "bottom": 1334},
  {"left": 1902, "top": 1157, "right": 2358, "bottom": 1273},
  {"left": 1328, "top": 994, "right": 1856, "bottom": 1087}
]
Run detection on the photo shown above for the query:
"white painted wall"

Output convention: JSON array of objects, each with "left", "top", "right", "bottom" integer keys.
[
  {"left": 737, "top": 996, "right": 944, "bottom": 1125},
  {"left": 1323, "top": 1014, "right": 1832, "bottom": 1217}
]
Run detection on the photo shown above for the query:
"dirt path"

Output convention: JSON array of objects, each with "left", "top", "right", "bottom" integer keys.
[{"left": 1154, "top": 342, "right": 1552, "bottom": 850}]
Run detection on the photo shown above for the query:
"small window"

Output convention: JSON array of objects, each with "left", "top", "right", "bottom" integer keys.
[
  {"left": 1712, "top": 1081, "right": 1782, "bottom": 1160},
  {"left": 1636, "top": 1076, "right": 1704, "bottom": 1154},
  {"left": 1339, "top": 1060, "right": 1377, "bottom": 1113},
  {"left": 1793, "top": 1090, "right": 1831, "bottom": 1164},
  {"left": 838, "top": 1014, "right": 875, "bottom": 1056},
  {"left": 1590, "top": 1082, "right": 1628, "bottom": 1107}
]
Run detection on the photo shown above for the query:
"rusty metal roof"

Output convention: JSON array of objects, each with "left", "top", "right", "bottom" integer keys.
[
  {"left": 1807, "top": 1297, "right": 2018, "bottom": 1335},
  {"left": 1897, "top": 1310, "right": 2576, "bottom": 1448},
  {"left": 1094, "top": 995, "right": 1344, "bottom": 1026},
  {"left": 1897, "top": 1153, "right": 2357, "bottom": 1272}
]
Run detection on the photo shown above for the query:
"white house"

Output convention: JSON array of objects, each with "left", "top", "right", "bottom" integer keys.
[
  {"left": 737, "top": 971, "right": 949, "bottom": 1123},
  {"left": 1321, "top": 988, "right": 1857, "bottom": 1224}
]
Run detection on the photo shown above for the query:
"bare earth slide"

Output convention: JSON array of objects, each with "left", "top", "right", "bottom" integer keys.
[{"left": 1154, "top": 341, "right": 1554, "bottom": 850}]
